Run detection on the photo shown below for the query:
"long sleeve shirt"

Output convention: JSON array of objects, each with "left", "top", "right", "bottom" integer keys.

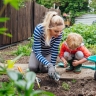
[
  {"left": 32, "top": 24, "right": 62, "bottom": 66},
  {"left": 59, "top": 42, "right": 91, "bottom": 59}
]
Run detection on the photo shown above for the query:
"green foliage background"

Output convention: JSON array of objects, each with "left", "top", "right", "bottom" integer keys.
[
  {"left": 36, "top": 0, "right": 89, "bottom": 14},
  {"left": 61, "top": 23, "right": 96, "bottom": 54}
]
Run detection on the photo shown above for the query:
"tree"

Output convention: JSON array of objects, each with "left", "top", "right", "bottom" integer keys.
[
  {"left": 89, "top": 0, "right": 96, "bottom": 12},
  {"left": 36, "top": 0, "right": 89, "bottom": 14}
]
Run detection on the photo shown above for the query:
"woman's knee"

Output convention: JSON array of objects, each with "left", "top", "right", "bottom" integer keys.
[
  {"left": 28, "top": 52, "right": 39, "bottom": 72},
  {"left": 29, "top": 64, "right": 38, "bottom": 72},
  {"left": 75, "top": 51, "right": 84, "bottom": 59}
]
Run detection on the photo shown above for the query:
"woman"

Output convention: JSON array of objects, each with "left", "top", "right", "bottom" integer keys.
[{"left": 29, "top": 11, "right": 65, "bottom": 80}]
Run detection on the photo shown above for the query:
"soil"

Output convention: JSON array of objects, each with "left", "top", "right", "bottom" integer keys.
[{"left": 0, "top": 40, "right": 96, "bottom": 96}]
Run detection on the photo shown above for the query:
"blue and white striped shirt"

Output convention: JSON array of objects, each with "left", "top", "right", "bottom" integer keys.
[{"left": 33, "top": 24, "right": 62, "bottom": 66}]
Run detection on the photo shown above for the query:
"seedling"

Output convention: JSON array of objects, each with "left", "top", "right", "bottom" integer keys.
[
  {"left": 62, "top": 82, "right": 70, "bottom": 91},
  {"left": 72, "top": 79, "right": 76, "bottom": 83}
]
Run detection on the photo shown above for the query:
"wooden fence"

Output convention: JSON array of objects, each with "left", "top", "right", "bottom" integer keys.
[{"left": 0, "top": 1, "right": 60, "bottom": 48}]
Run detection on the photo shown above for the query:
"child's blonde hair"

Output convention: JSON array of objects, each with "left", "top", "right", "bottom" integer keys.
[
  {"left": 42, "top": 11, "right": 64, "bottom": 45},
  {"left": 66, "top": 33, "right": 83, "bottom": 50}
]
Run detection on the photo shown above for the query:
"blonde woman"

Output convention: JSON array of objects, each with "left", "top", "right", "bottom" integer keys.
[
  {"left": 59, "top": 33, "right": 91, "bottom": 74},
  {"left": 29, "top": 11, "right": 65, "bottom": 80}
]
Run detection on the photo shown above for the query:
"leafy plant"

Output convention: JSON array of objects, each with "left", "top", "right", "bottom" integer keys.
[
  {"left": 28, "top": 36, "right": 34, "bottom": 48},
  {"left": 71, "top": 79, "right": 76, "bottom": 83},
  {"left": 12, "top": 36, "right": 34, "bottom": 56},
  {"left": 12, "top": 45, "right": 31, "bottom": 56},
  {"left": 0, "top": 81, "right": 16, "bottom": 95},
  {"left": 62, "top": 23, "right": 96, "bottom": 45},
  {"left": 62, "top": 82, "right": 70, "bottom": 91},
  {"left": 7, "top": 70, "right": 54, "bottom": 96},
  {"left": 0, "top": 64, "right": 7, "bottom": 74}
]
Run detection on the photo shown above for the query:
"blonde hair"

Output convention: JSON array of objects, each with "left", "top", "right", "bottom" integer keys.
[
  {"left": 42, "top": 11, "right": 64, "bottom": 45},
  {"left": 66, "top": 33, "right": 83, "bottom": 49}
]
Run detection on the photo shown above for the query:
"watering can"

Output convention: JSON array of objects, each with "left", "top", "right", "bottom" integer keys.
[
  {"left": 6, "top": 53, "right": 24, "bottom": 69},
  {"left": 87, "top": 55, "right": 96, "bottom": 80}
]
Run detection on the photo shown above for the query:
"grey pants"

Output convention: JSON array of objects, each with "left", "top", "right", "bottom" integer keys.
[
  {"left": 64, "top": 51, "right": 84, "bottom": 60},
  {"left": 28, "top": 52, "right": 51, "bottom": 73}
]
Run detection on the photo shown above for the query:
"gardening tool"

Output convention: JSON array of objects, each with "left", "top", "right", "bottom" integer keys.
[
  {"left": 17, "top": 66, "right": 24, "bottom": 74},
  {"left": 17, "top": 66, "right": 41, "bottom": 88},
  {"left": 6, "top": 53, "right": 24, "bottom": 69},
  {"left": 35, "top": 77, "right": 40, "bottom": 88}
]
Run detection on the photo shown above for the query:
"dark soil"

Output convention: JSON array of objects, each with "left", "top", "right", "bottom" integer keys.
[{"left": 0, "top": 40, "right": 96, "bottom": 96}]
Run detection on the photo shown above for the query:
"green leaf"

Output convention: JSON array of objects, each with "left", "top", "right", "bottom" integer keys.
[
  {"left": 10, "top": 0, "right": 20, "bottom": 10},
  {"left": 0, "top": 31, "right": 12, "bottom": 37},
  {"left": 25, "top": 72, "right": 36, "bottom": 82},
  {"left": 31, "top": 90, "right": 55, "bottom": 96},
  {"left": 0, "top": 17, "right": 10, "bottom": 22},
  {"left": 3, "top": 0, "right": 11, "bottom": 5},
  {"left": 25, "top": 82, "right": 34, "bottom": 96},
  {"left": 4, "top": 33, "right": 12, "bottom": 37},
  {"left": 7, "top": 70, "right": 18, "bottom": 81},
  {"left": 0, "top": 28, "right": 8, "bottom": 32},
  {"left": 3, "top": 0, "right": 19, "bottom": 10},
  {"left": 15, "top": 80, "right": 26, "bottom": 90}
]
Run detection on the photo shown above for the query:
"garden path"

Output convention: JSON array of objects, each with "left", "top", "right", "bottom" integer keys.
[
  {"left": 0, "top": 62, "right": 95, "bottom": 80},
  {"left": 75, "top": 14, "right": 96, "bottom": 25}
]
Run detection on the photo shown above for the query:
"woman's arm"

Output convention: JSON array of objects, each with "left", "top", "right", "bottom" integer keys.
[{"left": 33, "top": 24, "right": 50, "bottom": 65}]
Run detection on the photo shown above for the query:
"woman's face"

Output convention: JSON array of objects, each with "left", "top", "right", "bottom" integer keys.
[{"left": 50, "top": 25, "right": 64, "bottom": 38}]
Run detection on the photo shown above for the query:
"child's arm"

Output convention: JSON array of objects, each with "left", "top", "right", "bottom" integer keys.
[
  {"left": 72, "top": 58, "right": 87, "bottom": 66},
  {"left": 73, "top": 46, "right": 91, "bottom": 66}
]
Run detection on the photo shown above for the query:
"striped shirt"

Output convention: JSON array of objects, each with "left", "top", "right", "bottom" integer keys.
[{"left": 33, "top": 24, "right": 62, "bottom": 66}]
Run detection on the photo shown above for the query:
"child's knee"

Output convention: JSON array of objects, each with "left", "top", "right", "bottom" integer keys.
[
  {"left": 64, "top": 52, "right": 72, "bottom": 60},
  {"left": 75, "top": 51, "right": 84, "bottom": 59}
]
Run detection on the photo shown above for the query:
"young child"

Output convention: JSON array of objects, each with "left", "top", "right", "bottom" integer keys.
[{"left": 59, "top": 33, "right": 91, "bottom": 74}]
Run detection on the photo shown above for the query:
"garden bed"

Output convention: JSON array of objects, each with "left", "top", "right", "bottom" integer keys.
[{"left": 0, "top": 41, "right": 96, "bottom": 96}]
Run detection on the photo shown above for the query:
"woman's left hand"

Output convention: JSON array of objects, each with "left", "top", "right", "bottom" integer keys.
[{"left": 72, "top": 60, "right": 79, "bottom": 66}]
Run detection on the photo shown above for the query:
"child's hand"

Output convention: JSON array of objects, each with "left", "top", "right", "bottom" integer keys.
[
  {"left": 72, "top": 60, "right": 79, "bottom": 66},
  {"left": 63, "top": 60, "right": 68, "bottom": 67}
]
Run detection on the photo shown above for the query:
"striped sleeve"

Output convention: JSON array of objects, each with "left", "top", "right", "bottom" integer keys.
[
  {"left": 51, "top": 33, "right": 62, "bottom": 65},
  {"left": 33, "top": 24, "right": 50, "bottom": 65}
]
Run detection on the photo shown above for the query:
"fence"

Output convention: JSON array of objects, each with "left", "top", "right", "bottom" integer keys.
[{"left": 0, "top": 1, "right": 60, "bottom": 48}]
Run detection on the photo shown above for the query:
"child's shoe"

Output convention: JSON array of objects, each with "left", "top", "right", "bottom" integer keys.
[
  {"left": 66, "top": 66, "right": 74, "bottom": 72},
  {"left": 66, "top": 59, "right": 74, "bottom": 72},
  {"left": 73, "top": 64, "right": 82, "bottom": 74}
]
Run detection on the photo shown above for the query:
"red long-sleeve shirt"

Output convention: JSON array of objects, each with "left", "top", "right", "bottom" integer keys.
[{"left": 59, "top": 42, "right": 91, "bottom": 59}]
